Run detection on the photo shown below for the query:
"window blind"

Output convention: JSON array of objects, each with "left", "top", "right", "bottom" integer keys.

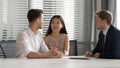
[
  {"left": 117, "top": 0, "right": 120, "bottom": 29},
  {"left": 0, "top": 0, "right": 94, "bottom": 43},
  {"left": 30, "top": 0, "right": 76, "bottom": 40},
  {"left": 0, "top": 0, "right": 8, "bottom": 41},
  {"left": 0, "top": 0, "right": 28, "bottom": 41}
]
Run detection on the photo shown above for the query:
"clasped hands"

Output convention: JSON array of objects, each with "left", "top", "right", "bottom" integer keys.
[
  {"left": 49, "top": 47, "right": 64, "bottom": 58},
  {"left": 85, "top": 51, "right": 100, "bottom": 58}
]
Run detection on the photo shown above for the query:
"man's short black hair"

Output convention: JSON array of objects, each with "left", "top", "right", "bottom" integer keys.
[{"left": 27, "top": 9, "right": 43, "bottom": 23}]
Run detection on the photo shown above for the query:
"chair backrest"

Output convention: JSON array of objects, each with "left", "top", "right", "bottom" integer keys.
[
  {"left": 6, "top": 40, "right": 16, "bottom": 58},
  {"left": 69, "top": 40, "right": 78, "bottom": 56},
  {"left": 0, "top": 40, "right": 16, "bottom": 58},
  {"left": 0, "top": 44, "right": 6, "bottom": 58}
]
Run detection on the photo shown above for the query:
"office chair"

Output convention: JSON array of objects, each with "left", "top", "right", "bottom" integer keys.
[
  {"left": 0, "top": 44, "right": 6, "bottom": 58},
  {"left": 69, "top": 40, "right": 78, "bottom": 56}
]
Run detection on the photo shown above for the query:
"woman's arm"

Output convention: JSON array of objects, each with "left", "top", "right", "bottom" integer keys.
[
  {"left": 64, "top": 35, "right": 69, "bottom": 56},
  {"left": 43, "top": 37, "right": 49, "bottom": 48}
]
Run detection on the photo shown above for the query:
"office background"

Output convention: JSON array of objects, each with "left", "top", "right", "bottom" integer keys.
[{"left": 0, "top": 0, "right": 118, "bottom": 58}]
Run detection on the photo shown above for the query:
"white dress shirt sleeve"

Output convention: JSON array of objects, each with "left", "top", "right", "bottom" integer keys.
[
  {"left": 39, "top": 36, "right": 49, "bottom": 53},
  {"left": 16, "top": 31, "right": 33, "bottom": 58}
]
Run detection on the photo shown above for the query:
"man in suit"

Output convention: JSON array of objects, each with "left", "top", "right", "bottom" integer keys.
[{"left": 85, "top": 10, "right": 120, "bottom": 59}]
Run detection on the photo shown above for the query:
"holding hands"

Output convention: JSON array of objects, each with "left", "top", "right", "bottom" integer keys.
[{"left": 49, "top": 47, "right": 64, "bottom": 58}]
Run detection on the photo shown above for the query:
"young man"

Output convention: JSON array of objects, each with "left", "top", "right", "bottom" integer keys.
[
  {"left": 16, "top": 9, "right": 63, "bottom": 59},
  {"left": 85, "top": 10, "right": 120, "bottom": 59}
]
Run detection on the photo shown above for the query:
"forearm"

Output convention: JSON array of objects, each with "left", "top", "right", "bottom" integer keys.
[
  {"left": 64, "top": 35, "right": 69, "bottom": 55},
  {"left": 64, "top": 47, "right": 69, "bottom": 56},
  {"left": 27, "top": 51, "right": 53, "bottom": 59}
]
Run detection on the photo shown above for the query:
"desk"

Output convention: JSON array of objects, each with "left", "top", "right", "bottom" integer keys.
[{"left": 0, "top": 56, "right": 120, "bottom": 68}]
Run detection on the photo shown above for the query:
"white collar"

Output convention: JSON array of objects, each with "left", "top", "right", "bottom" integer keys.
[
  {"left": 28, "top": 27, "right": 39, "bottom": 37},
  {"left": 103, "top": 26, "right": 110, "bottom": 36}
]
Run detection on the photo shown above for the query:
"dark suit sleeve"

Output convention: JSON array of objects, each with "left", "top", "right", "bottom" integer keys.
[
  {"left": 92, "top": 32, "right": 103, "bottom": 55},
  {"left": 92, "top": 40, "right": 101, "bottom": 55}
]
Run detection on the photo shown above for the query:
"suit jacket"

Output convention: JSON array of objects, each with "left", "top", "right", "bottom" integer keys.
[{"left": 93, "top": 25, "right": 120, "bottom": 59}]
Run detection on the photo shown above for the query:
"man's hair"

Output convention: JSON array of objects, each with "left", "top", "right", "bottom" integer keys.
[
  {"left": 96, "top": 10, "right": 113, "bottom": 25},
  {"left": 27, "top": 9, "right": 43, "bottom": 23}
]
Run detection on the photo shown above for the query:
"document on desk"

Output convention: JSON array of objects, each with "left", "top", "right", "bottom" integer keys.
[{"left": 69, "top": 56, "right": 90, "bottom": 60}]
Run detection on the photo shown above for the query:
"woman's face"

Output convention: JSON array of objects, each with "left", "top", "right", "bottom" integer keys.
[{"left": 51, "top": 18, "right": 63, "bottom": 33}]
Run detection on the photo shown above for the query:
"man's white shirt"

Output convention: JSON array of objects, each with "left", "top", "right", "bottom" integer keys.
[{"left": 16, "top": 27, "right": 49, "bottom": 58}]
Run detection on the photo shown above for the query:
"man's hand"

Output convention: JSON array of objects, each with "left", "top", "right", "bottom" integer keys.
[
  {"left": 84, "top": 51, "right": 93, "bottom": 57},
  {"left": 94, "top": 53, "right": 100, "bottom": 58}
]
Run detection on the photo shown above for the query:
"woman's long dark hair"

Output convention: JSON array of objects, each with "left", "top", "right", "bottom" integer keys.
[{"left": 45, "top": 15, "right": 67, "bottom": 36}]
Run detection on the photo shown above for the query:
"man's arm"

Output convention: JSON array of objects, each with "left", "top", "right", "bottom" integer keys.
[
  {"left": 92, "top": 32, "right": 103, "bottom": 55},
  {"left": 27, "top": 51, "right": 52, "bottom": 59},
  {"left": 27, "top": 47, "right": 63, "bottom": 59}
]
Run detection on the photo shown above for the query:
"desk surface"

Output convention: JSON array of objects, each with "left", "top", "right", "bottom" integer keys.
[{"left": 0, "top": 56, "right": 120, "bottom": 68}]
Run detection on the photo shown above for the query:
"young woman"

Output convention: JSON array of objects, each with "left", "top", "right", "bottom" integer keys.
[{"left": 44, "top": 15, "right": 69, "bottom": 56}]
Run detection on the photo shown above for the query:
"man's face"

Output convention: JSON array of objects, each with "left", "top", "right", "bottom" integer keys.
[
  {"left": 95, "top": 15, "right": 104, "bottom": 30},
  {"left": 37, "top": 14, "right": 44, "bottom": 29}
]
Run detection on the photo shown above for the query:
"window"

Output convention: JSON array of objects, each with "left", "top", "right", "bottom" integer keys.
[
  {"left": 0, "top": 0, "right": 94, "bottom": 44},
  {"left": 0, "top": 0, "right": 7, "bottom": 40},
  {"left": 117, "top": 0, "right": 120, "bottom": 30},
  {"left": 0, "top": 0, "right": 28, "bottom": 41},
  {"left": 30, "top": 0, "right": 75, "bottom": 40},
  {"left": 30, "top": 0, "right": 94, "bottom": 42}
]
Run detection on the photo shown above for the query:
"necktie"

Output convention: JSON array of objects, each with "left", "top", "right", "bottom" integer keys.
[{"left": 101, "top": 33, "right": 105, "bottom": 50}]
